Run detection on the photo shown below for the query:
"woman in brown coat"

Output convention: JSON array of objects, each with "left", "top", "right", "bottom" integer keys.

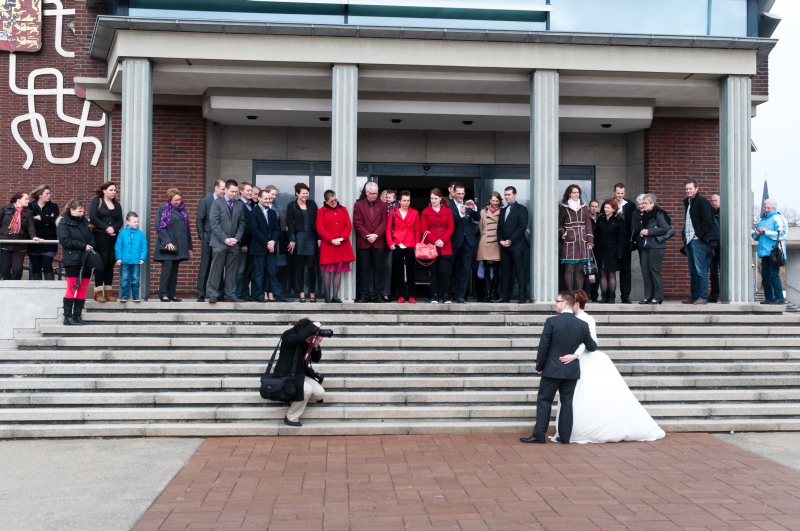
[
  {"left": 558, "top": 184, "right": 594, "bottom": 291},
  {"left": 477, "top": 191, "right": 502, "bottom": 302},
  {"left": 0, "top": 191, "right": 42, "bottom": 279}
]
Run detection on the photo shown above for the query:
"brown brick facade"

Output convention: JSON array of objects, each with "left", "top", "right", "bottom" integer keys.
[
  {"left": 644, "top": 117, "right": 720, "bottom": 301},
  {"left": 1, "top": 1, "right": 106, "bottom": 206},
  {"left": 148, "top": 106, "right": 207, "bottom": 297},
  {"left": 752, "top": 58, "right": 769, "bottom": 97}
]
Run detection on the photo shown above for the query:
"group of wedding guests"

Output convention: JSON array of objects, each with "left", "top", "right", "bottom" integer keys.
[
  {"left": 192, "top": 179, "right": 531, "bottom": 304},
  {"left": 3, "top": 177, "right": 789, "bottom": 309},
  {"left": 559, "top": 182, "right": 678, "bottom": 305}
]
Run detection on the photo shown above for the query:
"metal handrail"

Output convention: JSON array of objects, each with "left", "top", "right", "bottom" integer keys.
[{"left": 0, "top": 239, "right": 59, "bottom": 244}]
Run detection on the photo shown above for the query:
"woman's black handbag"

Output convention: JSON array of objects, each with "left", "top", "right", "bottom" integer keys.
[
  {"left": 770, "top": 240, "right": 786, "bottom": 267},
  {"left": 72, "top": 249, "right": 100, "bottom": 291},
  {"left": 259, "top": 339, "right": 298, "bottom": 402},
  {"left": 582, "top": 248, "right": 598, "bottom": 276},
  {"left": 159, "top": 244, "right": 178, "bottom": 254}
]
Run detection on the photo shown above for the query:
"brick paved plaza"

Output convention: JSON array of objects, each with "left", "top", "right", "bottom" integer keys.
[{"left": 132, "top": 433, "right": 800, "bottom": 531}]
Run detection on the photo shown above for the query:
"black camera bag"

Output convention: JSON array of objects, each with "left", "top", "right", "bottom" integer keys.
[{"left": 259, "top": 339, "right": 299, "bottom": 402}]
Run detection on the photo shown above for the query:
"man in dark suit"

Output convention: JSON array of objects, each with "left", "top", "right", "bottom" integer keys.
[
  {"left": 250, "top": 189, "right": 290, "bottom": 302},
  {"left": 521, "top": 291, "right": 597, "bottom": 444},
  {"left": 207, "top": 180, "right": 246, "bottom": 303},
  {"left": 615, "top": 183, "right": 637, "bottom": 304},
  {"left": 195, "top": 179, "right": 225, "bottom": 301},
  {"left": 448, "top": 183, "right": 480, "bottom": 303},
  {"left": 493, "top": 186, "right": 529, "bottom": 304},
  {"left": 235, "top": 182, "right": 256, "bottom": 301}
]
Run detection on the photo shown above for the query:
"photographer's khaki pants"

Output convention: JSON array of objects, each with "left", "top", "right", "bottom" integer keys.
[{"left": 286, "top": 376, "right": 325, "bottom": 422}]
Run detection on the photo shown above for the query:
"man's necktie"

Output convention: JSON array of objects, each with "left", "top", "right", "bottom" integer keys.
[{"left": 227, "top": 200, "right": 233, "bottom": 211}]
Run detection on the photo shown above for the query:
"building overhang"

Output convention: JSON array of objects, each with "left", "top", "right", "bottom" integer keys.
[
  {"left": 90, "top": 16, "right": 775, "bottom": 75},
  {"left": 81, "top": 16, "right": 774, "bottom": 128}
]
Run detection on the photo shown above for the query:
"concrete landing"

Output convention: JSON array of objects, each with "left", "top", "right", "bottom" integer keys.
[{"left": 0, "top": 438, "right": 202, "bottom": 531}]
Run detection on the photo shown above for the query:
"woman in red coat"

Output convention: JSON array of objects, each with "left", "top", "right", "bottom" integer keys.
[
  {"left": 420, "top": 188, "right": 454, "bottom": 303},
  {"left": 316, "top": 190, "right": 355, "bottom": 303},
  {"left": 385, "top": 190, "right": 420, "bottom": 303}
]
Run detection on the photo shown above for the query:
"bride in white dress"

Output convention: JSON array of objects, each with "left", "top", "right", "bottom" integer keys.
[{"left": 552, "top": 290, "right": 665, "bottom": 444}]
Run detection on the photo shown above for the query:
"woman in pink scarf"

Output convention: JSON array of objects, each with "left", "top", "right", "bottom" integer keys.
[{"left": 0, "top": 191, "right": 42, "bottom": 279}]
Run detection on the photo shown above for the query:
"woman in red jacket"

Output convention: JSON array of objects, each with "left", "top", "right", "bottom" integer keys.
[
  {"left": 420, "top": 188, "right": 454, "bottom": 304},
  {"left": 316, "top": 190, "right": 355, "bottom": 303},
  {"left": 385, "top": 190, "right": 420, "bottom": 303}
]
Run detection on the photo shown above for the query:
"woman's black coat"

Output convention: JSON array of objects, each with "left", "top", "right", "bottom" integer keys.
[
  {"left": 29, "top": 201, "right": 59, "bottom": 253},
  {"left": 594, "top": 213, "right": 627, "bottom": 271},
  {"left": 273, "top": 322, "right": 322, "bottom": 402},
  {"left": 634, "top": 207, "right": 672, "bottom": 250},
  {"left": 57, "top": 215, "right": 96, "bottom": 267},
  {"left": 154, "top": 206, "right": 193, "bottom": 262},
  {"left": 286, "top": 200, "right": 319, "bottom": 242},
  {"left": 89, "top": 197, "right": 123, "bottom": 236}
]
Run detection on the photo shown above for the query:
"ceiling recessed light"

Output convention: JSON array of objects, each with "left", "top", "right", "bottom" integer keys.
[
  {"left": 601, "top": 123, "right": 612, "bottom": 128},
  {"left": 246, "top": 115, "right": 258, "bottom": 120},
  {"left": 462, "top": 120, "right": 473, "bottom": 125},
  {"left": 391, "top": 119, "right": 402, "bottom": 124},
  {"left": 319, "top": 117, "right": 330, "bottom": 122}
]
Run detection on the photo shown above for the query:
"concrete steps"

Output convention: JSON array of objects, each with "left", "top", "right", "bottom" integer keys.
[{"left": 0, "top": 301, "right": 797, "bottom": 437}]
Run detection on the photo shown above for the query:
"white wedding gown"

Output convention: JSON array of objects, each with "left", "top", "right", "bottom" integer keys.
[{"left": 552, "top": 311, "right": 665, "bottom": 444}]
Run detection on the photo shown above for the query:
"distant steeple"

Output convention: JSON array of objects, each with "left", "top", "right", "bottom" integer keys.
[{"left": 760, "top": 178, "right": 769, "bottom": 217}]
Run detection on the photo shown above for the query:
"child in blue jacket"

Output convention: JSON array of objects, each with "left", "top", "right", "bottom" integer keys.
[{"left": 115, "top": 212, "right": 148, "bottom": 302}]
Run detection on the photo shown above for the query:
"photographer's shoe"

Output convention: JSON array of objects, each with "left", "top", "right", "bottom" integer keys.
[{"left": 283, "top": 416, "right": 302, "bottom": 427}]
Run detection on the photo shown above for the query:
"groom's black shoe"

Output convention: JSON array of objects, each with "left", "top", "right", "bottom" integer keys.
[{"left": 520, "top": 435, "right": 546, "bottom": 444}]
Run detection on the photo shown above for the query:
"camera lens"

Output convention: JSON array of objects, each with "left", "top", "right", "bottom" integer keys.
[{"left": 317, "top": 329, "right": 334, "bottom": 338}]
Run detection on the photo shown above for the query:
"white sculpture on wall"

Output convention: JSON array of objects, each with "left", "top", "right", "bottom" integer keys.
[{"left": 8, "top": 0, "right": 105, "bottom": 170}]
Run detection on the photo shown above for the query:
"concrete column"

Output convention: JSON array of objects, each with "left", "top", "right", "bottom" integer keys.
[
  {"left": 719, "top": 75, "right": 752, "bottom": 303},
  {"left": 530, "top": 70, "right": 559, "bottom": 303},
  {"left": 120, "top": 59, "right": 153, "bottom": 296},
  {"left": 331, "top": 64, "right": 358, "bottom": 301}
]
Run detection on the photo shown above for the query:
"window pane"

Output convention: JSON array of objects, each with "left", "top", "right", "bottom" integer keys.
[
  {"left": 315, "top": 176, "right": 368, "bottom": 207},
  {"left": 254, "top": 174, "right": 308, "bottom": 212},
  {"left": 483, "top": 179, "right": 530, "bottom": 211},
  {"left": 557, "top": 180, "right": 593, "bottom": 205},
  {"left": 551, "top": 0, "right": 708, "bottom": 36},
  {"left": 709, "top": 0, "right": 747, "bottom": 37}
]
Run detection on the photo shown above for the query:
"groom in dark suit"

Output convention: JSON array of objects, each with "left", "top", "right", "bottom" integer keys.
[{"left": 521, "top": 291, "right": 597, "bottom": 444}]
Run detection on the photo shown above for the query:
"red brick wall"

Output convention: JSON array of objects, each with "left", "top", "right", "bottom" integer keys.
[
  {"left": 644, "top": 117, "right": 720, "bottom": 301},
  {"left": 109, "top": 104, "right": 207, "bottom": 297},
  {"left": 1, "top": 1, "right": 106, "bottom": 205},
  {"left": 752, "top": 58, "right": 769, "bottom": 97},
  {"left": 148, "top": 106, "right": 207, "bottom": 297}
]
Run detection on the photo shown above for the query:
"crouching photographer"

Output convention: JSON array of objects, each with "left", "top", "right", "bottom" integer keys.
[{"left": 261, "top": 318, "right": 332, "bottom": 427}]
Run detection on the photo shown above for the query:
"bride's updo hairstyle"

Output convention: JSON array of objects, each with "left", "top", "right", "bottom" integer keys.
[{"left": 573, "top": 289, "right": 588, "bottom": 310}]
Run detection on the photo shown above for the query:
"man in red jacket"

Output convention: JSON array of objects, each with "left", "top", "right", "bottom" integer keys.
[{"left": 353, "top": 182, "right": 388, "bottom": 302}]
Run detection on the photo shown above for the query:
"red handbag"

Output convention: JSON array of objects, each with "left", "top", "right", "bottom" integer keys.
[{"left": 415, "top": 231, "right": 438, "bottom": 266}]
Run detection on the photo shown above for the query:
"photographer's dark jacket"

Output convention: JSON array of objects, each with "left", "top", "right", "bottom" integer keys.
[{"left": 274, "top": 322, "right": 322, "bottom": 402}]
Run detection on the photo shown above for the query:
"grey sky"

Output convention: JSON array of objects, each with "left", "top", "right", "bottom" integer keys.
[{"left": 751, "top": 0, "right": 799, "bottom": 210}]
